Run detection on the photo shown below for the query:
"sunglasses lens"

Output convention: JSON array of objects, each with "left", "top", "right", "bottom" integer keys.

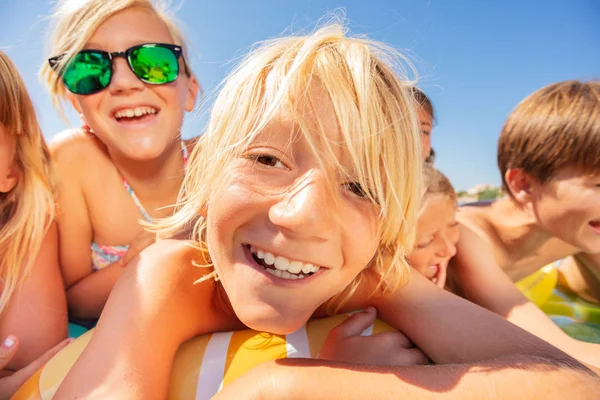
[
  {"left": 129, "top": 45, "right": 179, "bottom": 84},
  {"left": 63, "top": 52, "right": 111, "bottom": 95}
]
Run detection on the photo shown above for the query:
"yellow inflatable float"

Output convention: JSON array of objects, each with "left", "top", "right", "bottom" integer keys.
[
  {"left": 517, "top": 262, "right": 600, "bottom": 344},
  {"left": 12, "top": 315, "right": 395, "bottom": 400},
  {"left": 516, "top": 264, "right": 559, "bottom": 307}
]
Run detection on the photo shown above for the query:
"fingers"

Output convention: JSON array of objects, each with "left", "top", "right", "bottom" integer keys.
[
  {"left": 330, "top": 308, "right": 377, "bottom": 339},
  {"left": 435, "top": 263, "right": 448, "bottom": 288},
  {"left": 121, "top": 231, "right": 156, "bottom": 266},
  {"left": 0, "top": 336, "right": 19, "bottom": 370},
  {"left": 9, "top": 338, "right": 72, "bottom": 387},
  {"left": 371, "top": 331, "right": 413, "bottom": 349},
  {"left": 395, "top": 347, "right": 431, "bottom": 366}
]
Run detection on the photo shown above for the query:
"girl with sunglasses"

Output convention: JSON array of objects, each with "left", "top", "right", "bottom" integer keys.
[
  {"left": 40, "top": 0, "right": 200, "bottom": 324},
  {"left": 0, "top": 50, "right": 70, "bottom": 399}
]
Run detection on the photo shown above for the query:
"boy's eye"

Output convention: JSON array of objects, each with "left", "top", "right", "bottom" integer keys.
[
  {"left": 416, "top": 239, "right": 433, "bottom": 249},
  {"left": 254, "top": 154, "right": 285, "bottom": 169},
  {"left": 343, "top": 182, "right": 368, "bottom": 198}
]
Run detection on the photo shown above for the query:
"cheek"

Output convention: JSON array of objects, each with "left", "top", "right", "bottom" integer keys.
[
  {"left": 407, "top": 250, "right": 431, "bottom": 273},
  {"left": 342, "top": 208, "right": 380, "bottom": 270}
]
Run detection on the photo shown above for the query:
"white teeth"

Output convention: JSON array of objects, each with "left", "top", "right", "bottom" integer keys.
[
  {"left": 287, "top": 261, "right": 303, "bottom": 274},
  {"left": 249, "top": 245, "right": 321, "bottom": 278},
  {"left": 265, "top": 268, "right": 301, "bottom": 280},
  {"left": 301, "top": 263, "right": 314, "bottom": 274},
  {"left": 274, "top": 256, "right": 289, "bottom": 271},
  {"left": 263, "top": 252, "right": 275, "bottom": 265},
  {"left": 114, "top": 106, "right": 158, "bottom": 119}
]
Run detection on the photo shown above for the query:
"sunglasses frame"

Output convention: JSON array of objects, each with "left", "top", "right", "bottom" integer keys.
[{"left": 48, "top": 43, "right": 190, "bottom": 95}]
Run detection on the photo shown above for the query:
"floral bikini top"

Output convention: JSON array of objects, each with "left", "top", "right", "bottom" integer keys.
[{"left": 90, "top": 142, "right": 189, "bottom": 271}]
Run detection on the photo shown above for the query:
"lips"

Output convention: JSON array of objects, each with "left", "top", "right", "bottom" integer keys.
[
  {"left": 242, "top": 244, "right": 326, "bottom": 282},
  {"left": 591, "top": 220, "right": 600, "bottom": 233},
  {"left": 110, "top": 104, "right": 160, "bottom": 125}
]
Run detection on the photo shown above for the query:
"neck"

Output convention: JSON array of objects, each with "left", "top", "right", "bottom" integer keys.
[
  {"left": 490, "top": 197, "right": 552, "bottom": 261},
  {"left": 108, "top": 141, "right": 186, "bottom": 216}
]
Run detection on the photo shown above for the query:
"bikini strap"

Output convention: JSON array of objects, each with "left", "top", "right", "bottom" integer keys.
[
  {"left": 122, "top": 141, "right": 189, "bottom": 223},
  {"left": 181, "top": 140, "right": 189, "bottom": 170}
]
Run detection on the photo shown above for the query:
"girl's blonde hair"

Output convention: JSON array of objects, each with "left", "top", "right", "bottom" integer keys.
[
  {"left": 40, "top": 0, "right": 193, "bottom": 113},
  {"left": 0, "top": 51, "right": 55, "bottom": 314},
  {"left": 154, "top": 23, "right": 422, "bottom": 311}
]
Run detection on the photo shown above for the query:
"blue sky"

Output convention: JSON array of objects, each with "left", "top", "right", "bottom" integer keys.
[{"left": 2, "top": 0, "right": 599, "bottom": 190}]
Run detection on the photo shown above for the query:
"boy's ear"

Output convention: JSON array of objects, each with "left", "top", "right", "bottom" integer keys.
[
  {"left": 0, "top": 164, "right": 19, "bottom": 193},
  {"left": 505, "top": 168, "right": 534, "bottom": 204}
]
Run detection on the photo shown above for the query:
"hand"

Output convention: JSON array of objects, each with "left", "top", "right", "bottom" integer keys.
[
  {"left": 431, "top": 261, "right": 448, "bottom": 288},
  {"left": 318, "top": 307, "right": 430, "bottom": 366},
  {"left": 121, "top": 229, "right": 157, "bottom": 266},
  {"left": 0, "top": 336, "right": 71, "bottom": 399}
]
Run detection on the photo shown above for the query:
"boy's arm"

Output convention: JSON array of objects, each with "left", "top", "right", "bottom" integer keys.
[
  {"left": 214, "top": 355, "right": 599, "bottom": 400},
  {"left": 451, "top": 224, "right": 600, "bottom": 368},
  {"left": 558, "top": 253, "right": 600, "bottom": 303},
  {"left": 53, "top": 240, "right": 241, "bottom": 400},
  {"left": 370, "top": 268, "right": 574, "bottom": 365}
]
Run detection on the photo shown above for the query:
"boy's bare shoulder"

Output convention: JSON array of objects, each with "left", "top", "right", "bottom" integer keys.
[
  {"left": 135, "top": 239, "right": 201, "bottom": 272},
  {"left": 457, "top": 203, "right": 498, "bottom": 245},
  {"left": 458, "top": 201, "right": 494, "bottom": 224},
  {"left": 137, "top": 239, "right": 215, "bottom": 286}
]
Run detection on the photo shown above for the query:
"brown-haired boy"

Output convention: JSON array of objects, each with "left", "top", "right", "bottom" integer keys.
[{"left": 451, "top": 80, "right": 600, "bottom": 369}]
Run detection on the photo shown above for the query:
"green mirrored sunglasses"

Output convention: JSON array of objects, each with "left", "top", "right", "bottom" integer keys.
[{"left": 48, "top": 43, "right": 189, "bottom": 95}]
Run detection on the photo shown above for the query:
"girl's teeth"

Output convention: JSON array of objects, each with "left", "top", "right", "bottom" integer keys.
[
  {"left": 287, "top": 261, "right": 303, "bottom": 274},
  {"left": 115, "top": 107, "right": 157, "bottom": 119},
  {"left": 263, "top": 252, "right": 275, "bottom": 265},
  {"left": 301, "top": 263, "right": 314, "bottom": 274},
  {"left": 249, "top": 245, "right": 321, "bottom": 278},
  {"left": 274, "top": 256, "right": 289, "bottom": 271}
]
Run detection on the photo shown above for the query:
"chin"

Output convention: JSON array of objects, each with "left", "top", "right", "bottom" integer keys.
[
  {"left": 236, "top": 305, "right": 311, "bottom": 335},
  {"left": 122, "top": 144, "right": 169, "bottom": 160},
  {"left": 577, "top": 239, "right": 600, "bottom": 253}
]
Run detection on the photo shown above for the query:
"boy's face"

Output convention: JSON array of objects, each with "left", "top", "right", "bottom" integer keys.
[
  {"left": 205, "top": 82, "right": 381, "bottom": 334},
  {"left": 531, "top": 167, "right": 600, "bottom": 252},
  {"left": 416, "top": 107, "right": 432, "bottom": 161},
  {"left": 407, "top": 195, "right": 459, "bottom": 287}
]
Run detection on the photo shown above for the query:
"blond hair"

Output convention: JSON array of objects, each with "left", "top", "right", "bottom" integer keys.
[
  {"left": 0, "top": 51, "right": 55, "bottom": 314},
  {"left": 498, "top": 80, "right": 600, "bottom": 194},
  {"left": 422, "top": 164, "right": 456, "bottom": 205},
  {"left": 40, "top": 0, "right": 193, "bottom": 112},
  {"left": 153, "top": 23, "right": 422, "bottom": 311}
]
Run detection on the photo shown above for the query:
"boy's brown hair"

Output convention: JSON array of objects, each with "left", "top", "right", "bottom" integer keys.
[
  {"left": 422, "top": 164, "right": 456, "bottom": 205},
  {"left": 498, "top": 80, "right": 600, "bottom": 194}
]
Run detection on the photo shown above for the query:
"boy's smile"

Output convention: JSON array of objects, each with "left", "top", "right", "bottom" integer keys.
[{"left": 205, "top": 82, "right": 380, "bottom": 334}]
